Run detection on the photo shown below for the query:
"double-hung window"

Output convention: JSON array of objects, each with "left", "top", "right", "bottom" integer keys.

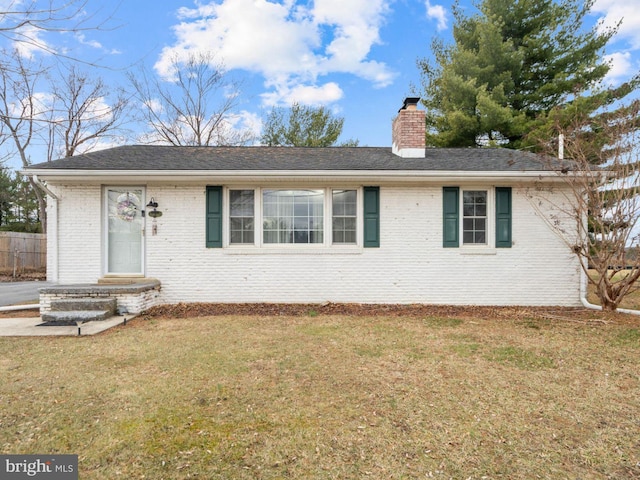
[
  {"left": 462, "top": 190, "right": 487, "bottom": 245},
  {"left": 229, "top": 190, "right": 255, "bottom": 244},
  {"left": 332, "top": 189, "right": 357, "bottom": 244},
  {"left": 207, "top": 187, "right": 379, "bottom": 248},
  {"left": 443, "top": 186, "right": 511, "bottom": 248}
]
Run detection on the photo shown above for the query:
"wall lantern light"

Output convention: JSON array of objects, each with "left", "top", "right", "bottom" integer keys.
[{"left": 146, "top": 198, "right": 162, "bottom": 218}]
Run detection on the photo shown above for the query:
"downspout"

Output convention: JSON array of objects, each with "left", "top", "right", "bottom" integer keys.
[{"left": 31, "top": 175, "right": 58, "bottom": 283}]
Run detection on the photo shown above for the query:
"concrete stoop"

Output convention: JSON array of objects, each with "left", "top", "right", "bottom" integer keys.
[{"left": 41, "top": 297, "right": 117, "bottom": 326}]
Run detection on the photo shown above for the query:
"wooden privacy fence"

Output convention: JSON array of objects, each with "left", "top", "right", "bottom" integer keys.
[{"left": 0, "top": 232, "right": 46, "bottom": 276}]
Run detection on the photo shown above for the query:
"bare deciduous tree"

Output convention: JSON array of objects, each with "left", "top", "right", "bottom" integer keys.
[
  {"left": 0, "top": 0, "right": 114, "bottom": 59},
  {"left": 0, "top": 49, "right": 48, "bottom": 230},
  {"left": 129, "top": 52, "right": 255, "bottom": 146},
  {"left": 0, "top": 1, "right": 121, "bottom": 233},
  {"left": 46, "top": 65, "right": 130, "bottom": 159},
  {"left": 0, "top": 51, "right": 132, "bottom": 232},
  {"left": 530, "top": 98, "right": 640, "bottom": 311}
]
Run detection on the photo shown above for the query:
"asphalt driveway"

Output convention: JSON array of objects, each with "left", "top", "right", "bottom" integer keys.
[{"left": 0, "top": 281, "right": 52, "bottom": 307}]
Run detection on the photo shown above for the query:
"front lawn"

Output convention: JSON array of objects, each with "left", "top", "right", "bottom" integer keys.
[{"left": 1, "top": 309, "right": 639, "bottom": 479}]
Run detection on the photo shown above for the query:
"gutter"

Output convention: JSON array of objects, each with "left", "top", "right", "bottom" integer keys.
[
  {"left": 32, "top": 175, "right": 58, "bottom": 200},
  {"left": 20, "top": 168, "right": 567, "bottom": 183}
]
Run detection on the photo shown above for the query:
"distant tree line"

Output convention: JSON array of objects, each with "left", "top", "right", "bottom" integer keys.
[{"left": 0, "top": 168, "right": 40, "bottom": 232}]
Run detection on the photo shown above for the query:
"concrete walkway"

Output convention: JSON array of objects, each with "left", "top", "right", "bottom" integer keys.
[{"left": 0, "top": 314, "right": 133, "bottom": 336}]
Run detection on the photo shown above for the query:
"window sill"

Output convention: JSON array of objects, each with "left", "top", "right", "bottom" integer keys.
[
  {"left": 222, "top": 246, "right": 363, "bottom": 255},
  {"left": 459, "top": 248, "right": 497, "bottom": 256}
]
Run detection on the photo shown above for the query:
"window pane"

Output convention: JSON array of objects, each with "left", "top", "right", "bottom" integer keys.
[
  {"left": 263, "top": 190, "right": 324, "bottom": 244},
  {"left": 263, "top": 201, "right": 277, "bottom": 217},
  {"left": 294, "top": 230, "right": 308, "bottom": 243},
  {"left": 343, "top": 217, "right": 356, "bottom": 230},
  {"left": 332, "top": 189, "right": 357, "bottom": 244},
  {"left": 230, "top": 190, "right": 254, "bottom": 216},
  {"left": 294, "top": 201, "right": 308, "bottom": 216},
  {"left": 230, "top": 230, "right": 242, "bottom": 244},
  {"left": 463, "top": 191, "right": 475, "bottom": 203},
  {"left": 264, "top": 231, "right": 278, "bottom": 244},
  {"left": 280, "top": 230, "right": 292, "bottom": 243},
  {"left": 343, "top": 230, "right": 356, "bottom": 243}
]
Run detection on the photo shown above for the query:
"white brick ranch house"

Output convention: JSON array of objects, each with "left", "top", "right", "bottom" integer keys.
[{"left": 22, "top": 98, "right": 582, "bottom": 312}]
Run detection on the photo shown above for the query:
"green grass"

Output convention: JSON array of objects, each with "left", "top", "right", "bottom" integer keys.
[
  {"left": 614, "top": 328, "right": 640, "bottom": 347},
  {"left": 1, "top": 313, "right": 640, "bottom": 479},
  {"left": 485, "top": 345, "right": 555, "bottom": 369}
]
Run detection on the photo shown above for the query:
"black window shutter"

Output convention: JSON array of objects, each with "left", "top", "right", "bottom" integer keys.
[
  {"left": 443, "top": 187, "right": 459, "bottom": 248},
  {"left": 363, "top": 187, "right": 380, "bottom": 248},
  {"left": 206, "top": 186, "right": 223, "bottom": 248},
  {"left": 495, "top": 187, "right": 512, "bottom": 248}
]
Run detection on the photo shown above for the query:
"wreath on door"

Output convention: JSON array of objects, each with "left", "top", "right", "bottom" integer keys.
[{"left": 116, "top": 192, "right": 139, "bottom": 222}]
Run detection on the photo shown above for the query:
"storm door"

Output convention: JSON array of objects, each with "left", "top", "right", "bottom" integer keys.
[{"left": 105, "top": 187, "right": 144, "bottom": 275}]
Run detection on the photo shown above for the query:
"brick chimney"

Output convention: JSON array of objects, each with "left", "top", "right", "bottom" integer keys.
[{"left": 392, "top": 97, "right": 425, "bottom": 158}]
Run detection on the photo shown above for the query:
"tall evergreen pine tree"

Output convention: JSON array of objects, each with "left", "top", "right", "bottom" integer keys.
[{"left": 419, "top": 0, "right": 637, "bottom": 151}]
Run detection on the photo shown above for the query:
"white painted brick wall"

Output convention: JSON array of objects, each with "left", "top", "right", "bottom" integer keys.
[
  {"left": 50, "top": 183, "right": 582, "bottom": 307},
  {"left": 49, "top": 184, "right": 103, "bottom": 283}
]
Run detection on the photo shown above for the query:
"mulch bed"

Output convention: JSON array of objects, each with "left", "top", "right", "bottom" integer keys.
[{"left": 139, "top": 302, "right": 640, "bottom": 325}]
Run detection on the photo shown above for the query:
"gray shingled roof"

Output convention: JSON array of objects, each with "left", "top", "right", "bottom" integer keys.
[{"left": 26, "top": 145, "right": 559, "bottom": 172}]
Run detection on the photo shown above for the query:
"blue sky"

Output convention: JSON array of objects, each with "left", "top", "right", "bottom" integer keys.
[{"left": 2, "top": 0, "right": 640, "bottom": 168}]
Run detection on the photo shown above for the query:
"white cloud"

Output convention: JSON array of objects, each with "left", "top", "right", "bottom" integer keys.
[
  {"left": 425, "top": 1, "right": 447, "bottom": 32},
  {"left": 155, "top": 0, "right": 396, "bottom": 107},
  {"left": 593, "top": 0, "right": 640, "bottom": 49},
  {"left": 226, "top": 110, "right": 263, "bottom": 143},
  {"left": 604, "top": 51, "right": 635, "bottom": 84},
  {"left": 27, "top": 92, "right": 55, "bottom": 120},
  {"left": 12, "top": 24, "right": 52, "bottom": 58},
  {"left": 260, "top": 81, "right": 343, "bottom": 107},
  {"left": 143, "top": 98, "right": 163, "bottom": 116},
  {"left": 75, "top": 33, "right": 103, "bottom": 50},
  {"left": 74, "top": 33, "right": 121, "bottom": 55}
]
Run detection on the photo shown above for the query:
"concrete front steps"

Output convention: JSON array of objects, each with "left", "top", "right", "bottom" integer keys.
[{"left": 40, "top": 297, "right": 117, "bottom": 326}]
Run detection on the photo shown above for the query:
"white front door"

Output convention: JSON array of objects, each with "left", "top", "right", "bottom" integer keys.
[{"left": 105, "top": 187, "right": 144, "bottom": 275}]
